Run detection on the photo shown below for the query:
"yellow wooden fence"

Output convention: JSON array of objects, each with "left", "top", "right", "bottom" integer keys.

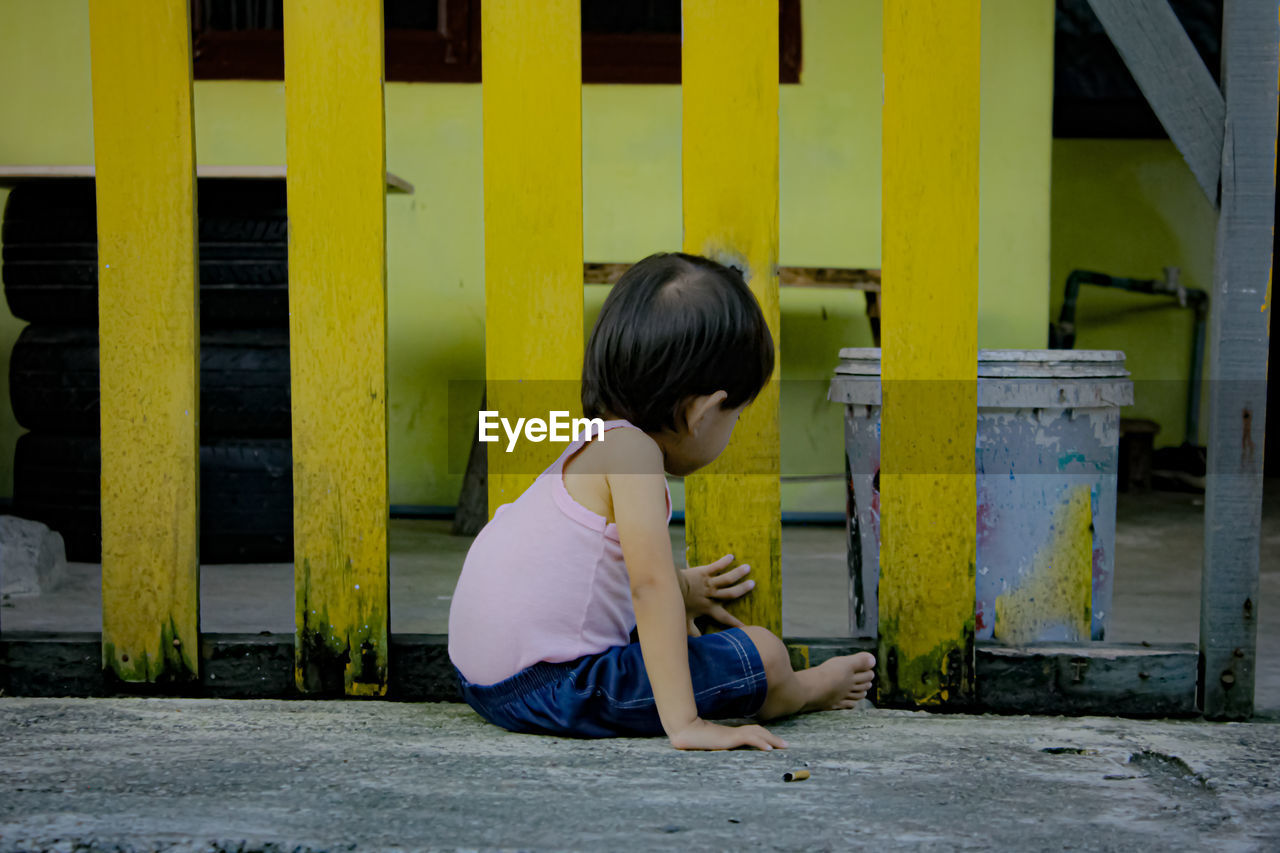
[
  {"left": 86, "top": 0, "right": 980, "bottom": 705},
  {"left": 682, "top": 0, "right": 783, "bottom": 635},
  {"left": 880, "top": 0, "right": 981, "bottom": 705},
  {"left": 89, "top": 0, "right": 200, "bottom": 685}
]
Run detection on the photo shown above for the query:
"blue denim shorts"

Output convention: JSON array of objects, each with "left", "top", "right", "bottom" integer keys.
[{"left": 455, "top": 627, "right": 768, "bottom": 738}]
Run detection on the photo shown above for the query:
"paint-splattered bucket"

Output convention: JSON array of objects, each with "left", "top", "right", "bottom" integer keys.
[{"left": 828, "top": 349, "right": 1133, "bottom": 644}]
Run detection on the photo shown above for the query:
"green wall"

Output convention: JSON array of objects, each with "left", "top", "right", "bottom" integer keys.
[
  {"left": 1050, "top": 139, "right": 1217, "bottom": 447},
  {"left": 0, "top": 0, "right": 1058, "bottom": 513}
]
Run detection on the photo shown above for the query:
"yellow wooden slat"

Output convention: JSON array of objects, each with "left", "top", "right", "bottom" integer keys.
[
  {"left": 88, "top": 0, "right": 200, "bottom": 683},
  {"left": 284, "top": 0, "right": 389, "bottom": 695},
  {"left": 482, "top": 0, "right": 584, "bottom": 511},
  {"left": 880, "top": 0, "right": 981, "bottom": 706},
  {"left": 682, "top": 0, "right": 782, "bottom": 635}
]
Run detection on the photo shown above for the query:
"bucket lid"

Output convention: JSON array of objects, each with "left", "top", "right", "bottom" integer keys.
[{"left": 834, "top": 348, "right": 1129, "bottom": 378}]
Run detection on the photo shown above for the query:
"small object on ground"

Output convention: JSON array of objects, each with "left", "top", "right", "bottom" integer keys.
[
  {"left": 782, "top": 769, "right": 810, "bottom": 782},
  {"left": 0, "top": 515, "right": 67, "bottom": 596},
  {"left": 1041, "top": 746, "right": 1099, "bottom": 755}
]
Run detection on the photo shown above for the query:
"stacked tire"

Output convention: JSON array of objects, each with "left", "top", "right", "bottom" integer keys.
[{"left": 2, "top": 179, "right": 294, "bottom": 562}]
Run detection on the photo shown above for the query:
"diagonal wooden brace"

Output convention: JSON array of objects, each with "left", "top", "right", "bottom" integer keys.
[{"left": 1086, "top": 0, "right": 1226, "bottom": 205}]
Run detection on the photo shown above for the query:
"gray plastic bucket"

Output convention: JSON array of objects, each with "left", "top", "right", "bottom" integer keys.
[{"left": 828, "top": 349, "right": 1133, "bottom": 644}]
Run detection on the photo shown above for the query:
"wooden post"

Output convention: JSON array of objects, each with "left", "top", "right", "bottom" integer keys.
[
  {"left": 682, "top": 0, "right": 782, "bottom": 635},
  {"left": 879, "top": 0, "right": 981, "bottom": 706},
  {"left": 1085, "top": 0, "right": 1225, "bottom": 205},
  {"left": 1199, "top": 0, "right": 1278, "bottom": 720},
  {"left": 482, "top": 0, "right": 584, "bottom": 511},
  {"left": 88, "top": 0, "right": 200, "bottom": 683},
  {"left": 284, "top": 0, "right": 390, "bottom": 695}
]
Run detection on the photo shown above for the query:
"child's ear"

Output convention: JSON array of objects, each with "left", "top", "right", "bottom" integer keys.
[{"left": 685, "top": 390, "right": 729, "bottom": 434}]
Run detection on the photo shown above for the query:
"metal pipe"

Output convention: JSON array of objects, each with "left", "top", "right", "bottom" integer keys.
[{"left": 1052, "top": 267, "right": 1209, "bottom": 445}]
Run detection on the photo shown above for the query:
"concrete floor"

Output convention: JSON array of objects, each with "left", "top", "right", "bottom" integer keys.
[
  {"left": 3, "top": 486, "right": 1280, "bottom": 851},
  {"left": 3, "top": 485, "right": 1278, "bottom": 709},
  {"left": 2, "top": 698, "right": 1279, "bottom": 852}
]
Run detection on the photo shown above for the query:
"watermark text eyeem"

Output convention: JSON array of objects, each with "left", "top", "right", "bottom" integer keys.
[{"left": 479, "top": 411, "right": 605, "bottom": 453}]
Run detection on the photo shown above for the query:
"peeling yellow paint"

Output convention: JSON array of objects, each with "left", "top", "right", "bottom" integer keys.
[
  {"left": 482, "top": 0, "right": 585, "bottom": 512},
  {"left": 285, "top": 0, "right": 389, "bottom": 695},
  {"left": 994, "top": 486, "right": 1093, "bottom": 645},
  {"left": 879, "top": 0, "right": 981, "bottom": 704},
  {"left": 89, "top": 0, "right": 200, "bottom": 683},
  {"left": 682, "top": 0, "right": 782, "bottom": 635}
]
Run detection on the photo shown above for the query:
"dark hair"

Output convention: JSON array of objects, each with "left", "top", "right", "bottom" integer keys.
[{"left": 581, "top": 252, "right": 775, "bottom": 433}]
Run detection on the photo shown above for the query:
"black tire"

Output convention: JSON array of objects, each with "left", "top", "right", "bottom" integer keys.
[
  {"left": 3, "top": 256, "right": 286, "bottom": 285},
  {"left": 13, "top": 433, "right": 293, "bottom": 563},
  {"left": 3, "top": 281, "right": 289, "bottom": 329},
  {"left": 10, "top": 326, "right": 291, "bottom": 438},
  {"left": 1, "top": 179, "right": 288, "bottom": 327}
]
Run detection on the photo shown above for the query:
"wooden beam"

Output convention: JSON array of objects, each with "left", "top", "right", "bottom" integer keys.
[
  {"left": 1085, "top": 0, "right": 1225, "bottom": 205},
  {"left": 0, "top": 633, "right": 108, "bottom": 698},
  {"left": 482, "top": 0, "right": 584, "bottom": 511},
  {"left": 88, "top": 0, "right": 200, "bottom": 685},
  {"left": 1199, "top": 0, "right": 1278, "bottom": 721},
  {"left": 0, "top": 633, "right": 1200, "bottom": 716},
  {"left": 0, "top": 165, "right": 414, "bottom": 194},
  {"left": 682, "top": 0, "right": 783, "bottom": 634},
  {"left": 879, "top": 0, "right": 981, "bottom": 707},
  {"left": 284, "top": 0, "right": 390, "bottom": 696},
  {"left": 977, "top": 643, "right": 1199, "bottom": 717}
]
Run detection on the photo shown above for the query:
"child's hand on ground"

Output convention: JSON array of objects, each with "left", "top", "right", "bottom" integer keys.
[
  {"left": 678, "top": 553, "right": 753, "bottom": 629},
  {"left": 669, "top": 718, "right": 787, "bottom": 751}
]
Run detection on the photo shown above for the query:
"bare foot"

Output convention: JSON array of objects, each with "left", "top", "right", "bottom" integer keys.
[{"left": 799, "top": 652, "right": 877, "bottom": 712}]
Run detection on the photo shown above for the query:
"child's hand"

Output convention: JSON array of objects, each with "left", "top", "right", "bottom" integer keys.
[
  {"left": 678, "top": 553, "right": 753, "bottom": 629},
  {"left": 669, "top": 718, "right": 787, "bottom": 751}
]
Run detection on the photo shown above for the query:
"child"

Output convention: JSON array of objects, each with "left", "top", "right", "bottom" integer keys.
[{"left": 448, "top": 252, "right": 875, "bottom": 750}]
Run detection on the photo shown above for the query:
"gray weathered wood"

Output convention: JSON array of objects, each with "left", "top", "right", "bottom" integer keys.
[
  {"left": 977, "top": 644, "right": 1199, "bottom": 717},
  {"left": 0, "top": 633, "right": 1203, "bottom": 716},
  {"left": 1086, "top": 0, "right": 1225, "bottom": 204},
  {"left": 0, "top": 632, "right": 461, "bottom": 702},
  {"left": 0, "top": 632, "right": 106, "bottom": 697},
  {"left": 1199, "top": 0, "right": 1278, "bottom": 721},
  {"left": 201, "top": 633, "right": 296, "bottom": 698},
  {"left": 388, "top": 633, "right": 462, "bottom": 701}
]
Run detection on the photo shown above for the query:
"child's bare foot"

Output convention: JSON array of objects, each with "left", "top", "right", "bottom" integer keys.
[{"left": 799, "top": 652, "right": 876, "bottom": 711}]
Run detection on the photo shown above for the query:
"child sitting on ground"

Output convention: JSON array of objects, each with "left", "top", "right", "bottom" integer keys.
[{"left": 448, "top": 252, "right": 875, "bottom": 750}]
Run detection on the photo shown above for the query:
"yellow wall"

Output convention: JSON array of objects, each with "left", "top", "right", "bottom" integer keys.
[
  {"left": 0, "top": 0, "right": 1056, "bottom": 513},
  {"left": 1050, "top": 139, "right": 1217, "bottom": 447}
]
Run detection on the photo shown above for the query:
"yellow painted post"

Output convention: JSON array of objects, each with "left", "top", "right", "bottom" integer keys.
[
  {"left": 284, "top": 0, "right": 389, "bottom": 695},
  {"left": 880, "top": 0, "right": 981, "bottom": 706},
  {"left": 482, "top": 0, "right": 584, "bottom": 510},
  {"left": 682, "top": 0, "right": 782, "bottom": 635},
  {"left": 88, "top": 0, "right": 200, "bottom": 683}
]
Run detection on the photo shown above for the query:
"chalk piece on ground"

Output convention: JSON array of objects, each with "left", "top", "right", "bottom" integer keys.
[{"left": 782, "top": 769, "right": 810, "bottom": 782}]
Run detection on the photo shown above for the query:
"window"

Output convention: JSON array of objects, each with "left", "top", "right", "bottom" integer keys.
[
  {"left": 190, "top": 0, "right": 802, "bottom": 84},
  {"left": 192, "top": 0, "right": 479, "bottom": 82}
]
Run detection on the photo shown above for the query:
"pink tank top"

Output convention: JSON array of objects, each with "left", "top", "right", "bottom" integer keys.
[{"left": 447, "top": 419, "right": 672, "bottom": 685}]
